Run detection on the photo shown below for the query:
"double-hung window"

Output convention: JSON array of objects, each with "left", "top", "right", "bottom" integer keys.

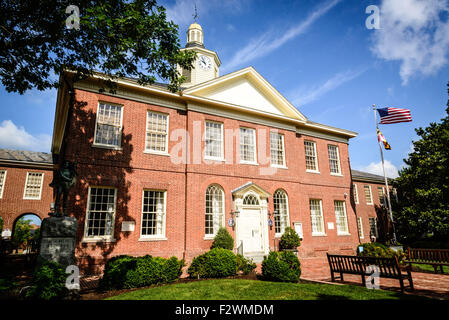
[
  {"left": 141, "top": 190, "right": 166, "bottom": 239},
  {"left": 270, "top": 132, "right": 285, "bottom": 167},
  {"left": 94, "top": 102, "right": 123, "bottom": 148},
  {"left": 205, "top": 121, "right": 223, "bottom": 160},
  {"left": 310, "top": 199, "right": 325, "bottom": 235},
  {"left": 274, "top": 189, "right": 289, "bottom": 236},
  {"left": 334, "top": 200, "right": 349, "bottom": 235},
  {"left": 239, "top": 127, "right": 257, "bottom": 164},
  {"left": 85, "top": 187, "right": 116, "bottom": 239},
  {"left": 353, "top": 183, "right": 359, "bottom": 204},
  {"left": 369, "top": 217, "right": 378, "bottom": 238},
  {"left": 328, "top": 145, "right": 341, "bottom": 175},
  {"left": 377, "top": 186, "right": 386, "bottom": 207},
  {"left": 305, "top": 141, "right": 319, "bottom": 172},
  {"left": 0, "top": 170, "right": 6, "bottom": 198},
  {"left": 145, "top": 111, "right": 169, "bottom": 154},
  {"left": 364, "top": 185, "right": 373, "bottom": 205},
  {"left": 357, "top": 217, "right": 364, "bottom": 239},
  {"left": 23, "top": 172, "right": 44, "bottom": 200},
  {"left": 205, "top": 185, "right": 224, "bottom": 238}
]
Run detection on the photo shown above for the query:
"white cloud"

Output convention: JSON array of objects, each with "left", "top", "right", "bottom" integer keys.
[
  {"left": 371, "top": 0, "right": 449, "bottom": 85},
  {"left": 0, "top": 120, "right": 51, "bottom": 153},
  {"left": 359, "top": 160, "right": 399, "bottom": 178},
  {"left": 222, "top": 0, "right": 341, "bottom": 73},
  {"left": 288, "top": 68, "right": 366, "bottom": 106}
]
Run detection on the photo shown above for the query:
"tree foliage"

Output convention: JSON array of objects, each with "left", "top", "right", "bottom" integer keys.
[
  {"left": 392, "top": 82, "right": 449, "bottom": 243},
  {"left": 0, "top": 0, "right": 196, "bottom": 94},
  {"left": 12, "top": 217, "right": 33, "bottom": 248}
]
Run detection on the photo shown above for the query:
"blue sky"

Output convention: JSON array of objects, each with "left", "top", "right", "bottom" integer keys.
[{"left": 1, "top": 0, "right": 448, "bottom": 178}]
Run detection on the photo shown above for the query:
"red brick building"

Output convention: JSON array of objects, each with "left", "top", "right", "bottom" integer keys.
[
  {"left": 0, "top": 23, "right": 394, "bottom": 278},
  {"left": 351, "top": 169, "right": 394, "bottom": 245},
  {"left": 0, "top": 149, "right": 53, "bottom": 235}
]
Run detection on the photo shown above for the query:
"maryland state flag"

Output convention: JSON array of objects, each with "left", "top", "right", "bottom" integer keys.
[{"left": 377, "top": 129, "right": 391, "bottom": 150}]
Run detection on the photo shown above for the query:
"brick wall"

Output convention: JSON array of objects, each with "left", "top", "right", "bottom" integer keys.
[{"left": 61, "top": 88, "right": 363, "bottom": 276}]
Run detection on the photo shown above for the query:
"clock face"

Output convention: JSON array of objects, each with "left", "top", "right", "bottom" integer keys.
[{"left": 198, "top": 55, "right": 212, "bottom": 70}]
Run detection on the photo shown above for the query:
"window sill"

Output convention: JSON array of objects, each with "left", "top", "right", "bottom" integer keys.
[
  {"left": 82, "top": 237, "right": 116, "bottom": 243},
  {"left": 270, "top": 164, "right": 288, "bottom": 170},
  {"left": 92, "top": 144, "right": 122, "bottom": 151},
  {"left": 306, "top": 170, "right": 320, "bottom": 174},
  {"left": 311, "top": 233, "right": 327, "bottom": 237},
  {"left": 337, "top": 232, "right": 351, "bottom": 236},
  {"left": 23, "top": 197, "right": 41, "bottom": 200},
  {"left": 144, "top": 150, "right": 170, "bottom": 157},
  {"left": 204, "top": 157, "right": 226, "bottom": 162},
  {"left": 138, "top": 237, "right": 167, "bottom": 242},
  {"left": 330, "top": 173, "right": 343, "bottom": 177},
  {"left": 203, "top": 236, "right": 215, "bottom": 240},
  {"left": 240, "top": 161, "right": 259, "bottom": 166}
]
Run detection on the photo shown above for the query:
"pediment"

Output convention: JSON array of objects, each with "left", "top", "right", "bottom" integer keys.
[
  {"left": 183, "top": 67, "right": 307, "bottom": 122},
  {"left": 231, "top": 182, "right": 271, "bottom": 199}
]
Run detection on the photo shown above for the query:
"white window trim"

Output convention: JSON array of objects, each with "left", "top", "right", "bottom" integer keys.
[
  {"left": 357, "top": 217, "right": 364, "bottom": 239},
  {"left": 239, "top": 127, "right": 258, "bottom": 165},
  {"left": 204, "top": 120, "right": 225, "bottom": 161},
  {"left": 93, "top": 102, "right": 124, "bottom": 150},
  {"left": 82, "top": 186, "right": 117, "bottom": 242},
  {"left": 274, "top": 190, "right": 290, "bottom": 238},
  {"left": 328, "top": 144, "right": 342, "bottom": 176},
  {"left": 0, "top": 170, "right": 6, "bottom": 199},
  {"left": 310, "top": 199, "right": 326, "bottom": 236},
  {"left": 353, "top": 183, "right": 359, "bottom": 204},
  {"left": 270, "top": 132, "right": 287, "bottom": 168},
  {"left": 23, "top": 172, "right": 44, "bottom": 200},
  {"left": 305, "top": 140, "right": 320, "bottom": 174},
  {"left": 139, "top": 189, "right": 167, "bottom": 241},
  {"left": 204, "top": 185, "right": 225, "bottom": 240},
  {"left": 378, "top": 186, "right": 386, "bottom": 206},
  {"left": 144, "top": 110, "right": 170, "bottom": 156},
  {"left": 364, "top": 185, "right": 373, "bottom": 205},
  {"left": 335, "top": 200, "right": 350, "bottom": 236}
]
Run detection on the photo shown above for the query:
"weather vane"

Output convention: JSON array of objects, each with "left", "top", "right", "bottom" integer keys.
[{"left": 193, "top": 4, "right": 199, "bottom": 22}]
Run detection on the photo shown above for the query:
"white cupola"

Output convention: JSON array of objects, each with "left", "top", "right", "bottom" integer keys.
[{"left": 178, "top": 22, "right": 221, "bottom": 88}]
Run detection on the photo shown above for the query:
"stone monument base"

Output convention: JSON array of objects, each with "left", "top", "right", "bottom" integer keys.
[{"left": 39, "top": 216, "right": 78, "bottom": 268}]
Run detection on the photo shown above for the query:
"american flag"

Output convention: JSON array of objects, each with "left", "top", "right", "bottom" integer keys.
[{"left": 377, "top": 107, "right": 412, "bottom": 124}]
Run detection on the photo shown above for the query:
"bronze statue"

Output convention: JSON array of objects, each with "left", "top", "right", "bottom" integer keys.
[{"left": 50, "top": 160, "right": 77, "bottom": 217}]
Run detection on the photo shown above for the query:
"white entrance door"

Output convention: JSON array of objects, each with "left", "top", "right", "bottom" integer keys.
[{"left": 239, "top": 208, "right": 263, "bottom": 253}]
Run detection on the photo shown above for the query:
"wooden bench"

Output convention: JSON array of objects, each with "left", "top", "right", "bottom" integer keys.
[
  {"left": 326, "top": 253, "right": 414, "bottom": 293},
  {"left": 405, "top": 248, "right": 449, "bottom": 274}
]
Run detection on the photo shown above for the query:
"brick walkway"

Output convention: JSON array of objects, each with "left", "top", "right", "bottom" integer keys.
[{"left": 301, "top": 271, "right": 449, "bottom": 300}]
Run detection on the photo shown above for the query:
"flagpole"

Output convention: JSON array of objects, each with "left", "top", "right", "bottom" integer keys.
[{"left": 373, "top": 104, "right": 397, "bottom": 244}]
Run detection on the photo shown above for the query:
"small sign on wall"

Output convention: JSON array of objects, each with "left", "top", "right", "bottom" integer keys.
[
  {"left": 1, "top": 228, "right": 11, "bottom": 238},
  {"left": 121, "top": 221, "right": 135, "bottom": 232},
  {"left": 327, "top": 222, "right": 335, "bottom": 230},
  {"left": 293, "top": 222, "right": 303, "bottom": 239}
]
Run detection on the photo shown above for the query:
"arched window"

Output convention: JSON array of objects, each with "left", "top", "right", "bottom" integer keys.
[
  {"left": 205, "top": 185, "right": 224, "bottom": 236},
  {"left": 273, "top": 189, "right": 289, "bottom": 235},
  {"left": 243, "top": 194, "right": 259, "bottom": 206}
]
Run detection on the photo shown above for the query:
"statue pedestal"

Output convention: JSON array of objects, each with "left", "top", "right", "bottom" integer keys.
[{"left": 39, "top": 216, "right": 78, "bottom": 268}]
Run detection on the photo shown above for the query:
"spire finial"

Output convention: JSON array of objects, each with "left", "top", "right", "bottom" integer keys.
[{"left": 193, "top": 4, "right": 199, "bottom": 22}]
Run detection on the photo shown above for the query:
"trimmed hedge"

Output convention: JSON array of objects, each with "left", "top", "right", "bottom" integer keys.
[
  {"left": 261, "top": 251, "right": 301, "bottom": 283},
  {"left": 188, "top": 248, "right": 237, "bottom": 278},
  {"left": 278, "top": 227, "right": 301, "bottom": 250},
  {"left": 99, "top": 255, "right": 184, "bottom": 290},
  {"left": 211, "top": 227, "right": 234, "bottom": 250},
  {"left": 236, "top": 254, "right": 256, "bottom": 275},
  {"left": 26, "top": 258, "right": 68, "bottom": 300}
]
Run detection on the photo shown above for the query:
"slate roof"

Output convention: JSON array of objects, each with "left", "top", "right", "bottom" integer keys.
[
  {"left": 351, "top": 169, "right": 392, "bottom": 183},
  {"left": 0, "top": 149, "right": 52, "bottom": 164}
]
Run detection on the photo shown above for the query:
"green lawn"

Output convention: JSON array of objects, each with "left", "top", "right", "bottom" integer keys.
[
  {"left": 106, "top": 279, "right": 427, "bottom": 300},
  {"left": 411, "top": 263, "right": 449, "bottom": 274}
]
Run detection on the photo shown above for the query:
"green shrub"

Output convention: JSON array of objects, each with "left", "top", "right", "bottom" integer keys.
[
  {"left": 261, "top": 251, "right": 301, "bottom": 283},
  {"left": 211, "top": 227, "right": 234, "bottom": 250},
  {"left": 100, "top": 255, "right": 184, "bottom": 290},
  {"left": 236, "top": 254, "right": 257, "bottom": 275},
  {"left": 358, "top": 242, "right": 405, "bottom": 262},
  {"left": 279, "top": 227, "right": 301, "bottom": 250},
  {"left": 188, "top": 248, "right": 237, "bottom": 278},
  {"left": 26, "top": 259, "right": 68, "bottom": 300}
]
